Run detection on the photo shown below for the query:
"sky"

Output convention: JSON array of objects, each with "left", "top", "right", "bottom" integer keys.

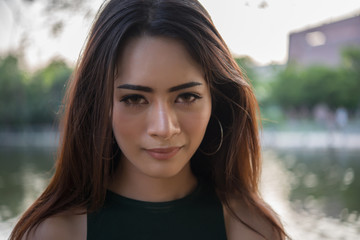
[{"left": 0, "top": 0, "right": 359, "bottom": 69}]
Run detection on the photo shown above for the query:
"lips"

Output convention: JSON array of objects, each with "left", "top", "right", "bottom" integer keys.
[{"left": 145, "top": 147, "right": 181, "bottom": 160}]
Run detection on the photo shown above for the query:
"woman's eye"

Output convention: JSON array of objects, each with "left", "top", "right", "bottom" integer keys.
[
  {"left": 176, "top": 93, "right": 202, "bottom": 104},
  {"left": 120, "top": 95, "right": 147, "bottom": 105}
]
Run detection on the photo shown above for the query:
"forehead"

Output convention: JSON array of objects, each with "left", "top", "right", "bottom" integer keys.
[{"left": 115, "top": 36, "right": 205, "bottom": 87}]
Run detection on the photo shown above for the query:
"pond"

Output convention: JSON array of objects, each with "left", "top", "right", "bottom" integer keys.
[
  {"left": 0, "top": 147, "right": 359, "bottom": 239},
  {"left": 260, "top": 148, "right": 360, "bottom": 239}
]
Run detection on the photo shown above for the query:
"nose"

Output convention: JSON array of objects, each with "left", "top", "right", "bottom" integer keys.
[{"left": 147, "top": 102, "right": 180, "bottom": 140}]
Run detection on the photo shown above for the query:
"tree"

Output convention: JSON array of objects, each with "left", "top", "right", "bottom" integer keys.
[
  {"left": 342, "top": 46, "right": 360, "bottom": 71},
  {"left": 26, "top": 59, "right": 72, "bottom": 124},
  {"left": 1, "top": 0, "right": 95, "bottom": 61},
  {"left": 270, "top": 50, "right": 360, "bottom": 113},
  {"left": 0, "top": 55, "right": 28, "bottom": 126},
  {"left": 0, "top": 55, "right": 72, "bottom": 127}
]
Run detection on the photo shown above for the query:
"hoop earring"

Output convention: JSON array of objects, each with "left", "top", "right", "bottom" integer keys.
[{"left": 199, "top": 116, "right": 223, "bottom": 156}]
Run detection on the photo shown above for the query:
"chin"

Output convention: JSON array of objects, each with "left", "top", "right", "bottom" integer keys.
[{"left": 140, "top": 161, "right": 192, "bottom": 180}]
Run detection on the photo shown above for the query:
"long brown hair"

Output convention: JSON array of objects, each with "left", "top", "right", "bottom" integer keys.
[{"left": 11, "top": 0, "right": 286, "bottom": 239}]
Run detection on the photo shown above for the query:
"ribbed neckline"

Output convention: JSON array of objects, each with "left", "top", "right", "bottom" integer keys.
[{"left": 106, "top": 184, "right": 202, "bottom": 209}]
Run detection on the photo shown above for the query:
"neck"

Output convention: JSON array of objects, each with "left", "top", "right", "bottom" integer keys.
[{"left": 108, "top": 160, "right": 198, "bottom": 202}]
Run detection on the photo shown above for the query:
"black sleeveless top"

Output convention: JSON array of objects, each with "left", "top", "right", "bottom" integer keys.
[{"left": 87, "top": 184, "right": 227, "bottom": 240}]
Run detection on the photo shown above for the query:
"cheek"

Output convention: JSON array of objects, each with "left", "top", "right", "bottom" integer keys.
[
  {"left": 180, "top": 108, "right": 211, "bottom": 142},
  {"left": 112, "top": 104, "right": 143, "bottom": 145},
  {"left": 183, "top": 96, "right": 212, "bottom": 140}
]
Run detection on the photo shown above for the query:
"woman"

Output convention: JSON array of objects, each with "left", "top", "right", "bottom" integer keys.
[{"left": 10, "top": 0, "right": 287, "bottom": 239}]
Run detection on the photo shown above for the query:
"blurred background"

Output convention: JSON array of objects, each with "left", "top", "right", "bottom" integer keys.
[{"left": 0, "top": 0, "right": 359, "bottom": 239}]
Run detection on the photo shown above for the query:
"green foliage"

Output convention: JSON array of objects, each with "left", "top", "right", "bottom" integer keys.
[
  {"left": 0, "top": 55, "right": 28, "bottom": 125},
  {"left": 0, "top": 55, "right": 72, "bottom": 127},
  {"left": 269, "top": 47, "right": 360, "bottom": 112},
  {"left": 234, "top": 56, "right": 264, "bottom": 99},
  {"left": 234, "top": 56, "right": 257, "bottom": 84},
  {"left": 342, "top": 46, "right": 360, "bottom": 71},
  {"left": 26, "top": 60, "right": 71, "bottom": 124}
]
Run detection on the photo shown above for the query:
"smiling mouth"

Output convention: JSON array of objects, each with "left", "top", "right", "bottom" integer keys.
[{"left": 145, "top": 147, "right": 181, "bottom": 160}]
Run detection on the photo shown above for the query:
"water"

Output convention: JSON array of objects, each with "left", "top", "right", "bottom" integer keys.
[
  {"left": 0, "top": 147, "right": 359, "bottom": 239},
  {"left": 261, "top": 148, "right": 360, "bottom": 239},
  {"left": 0, "top": 147, "right": 55, "bottom": 239}
]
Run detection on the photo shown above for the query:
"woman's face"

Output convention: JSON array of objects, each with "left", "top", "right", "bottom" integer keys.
[{"left": 112, "top": 36, "right": 212, "bottom": 180}]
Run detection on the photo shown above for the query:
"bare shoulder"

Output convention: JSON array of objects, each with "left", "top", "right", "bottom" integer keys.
[
  {"left": 223, "top": 196, "right": 282, "bottom": 240},
  {"left": 24, "top": 210, "right": 87, "bottom": 240}
]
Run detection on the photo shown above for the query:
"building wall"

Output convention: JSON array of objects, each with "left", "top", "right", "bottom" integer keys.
[{"left": 288, "top": 15, "right": 360, "bottom": 66}]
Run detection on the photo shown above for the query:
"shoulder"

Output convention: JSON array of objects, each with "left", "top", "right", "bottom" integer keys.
[
  {"left": 223, "top": 196, "right": 283, "bottom": 240},
  {"left": 24, "top": 210, "right": 87, "bottom": 240}
]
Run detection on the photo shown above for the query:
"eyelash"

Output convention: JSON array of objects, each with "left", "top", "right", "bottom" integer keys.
[
  {"left": 120, "top": 94, "right": 147, "bottom": 105},
  {"left": 119, "top": 93, "right": 202, "bottom": 106},
  {"left": 176, "top": 93, "right": 202, "bottom": 104}
]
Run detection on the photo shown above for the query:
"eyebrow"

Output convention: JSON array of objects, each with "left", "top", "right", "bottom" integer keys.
[
  {"left": 117, "top": 82, "right": 203, "bottom": 92},
  {"left": 117, "top": 84, "right": 152, "bottom": 92}
]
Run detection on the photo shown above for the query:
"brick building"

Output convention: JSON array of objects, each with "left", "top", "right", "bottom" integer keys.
[{"left": 288, "top": 14, "right": 360, "bottom": 66}]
